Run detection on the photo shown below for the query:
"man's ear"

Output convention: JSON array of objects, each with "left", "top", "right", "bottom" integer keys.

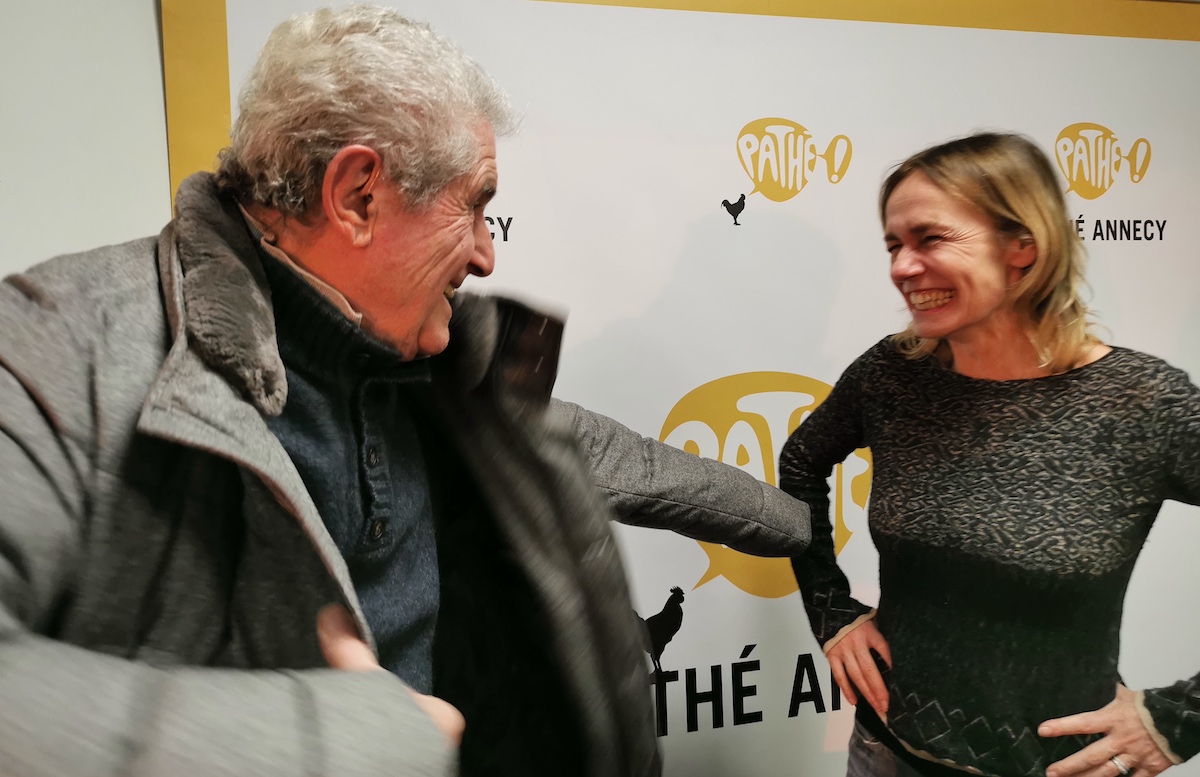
[{"left": 321, "top": 145, "right": 383, "bottom": 248}]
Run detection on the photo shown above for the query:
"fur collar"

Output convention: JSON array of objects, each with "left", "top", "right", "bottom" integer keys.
[
  {"left": 173, "top": 173, "right": 288, "bottom": 415},
  {"left": 169, "top": 173, "right": 562, "bottom": 417}
]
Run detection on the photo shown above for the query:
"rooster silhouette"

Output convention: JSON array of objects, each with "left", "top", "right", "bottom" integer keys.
[
  {"left": 638, "top": 586, "right": 686, "bottom": 674},
  {"left": 721, "top": 193, "right": 746, "bottom": 225}
]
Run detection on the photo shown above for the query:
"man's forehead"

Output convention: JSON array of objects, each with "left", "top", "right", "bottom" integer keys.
[
  {"left": 473, "top": 125, "right": 498, "bottom": 178},
  {"left": 475, "top": 123, "right": 497, "bottom": 157}
]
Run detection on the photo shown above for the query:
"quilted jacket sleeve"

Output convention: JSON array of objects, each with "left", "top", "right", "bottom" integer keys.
[{"left": 550, "top": 399, "right": 810, "bottom": 557}]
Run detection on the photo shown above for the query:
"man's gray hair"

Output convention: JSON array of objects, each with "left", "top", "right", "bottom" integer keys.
[{"left": 215, "top": 4, "right": 516, "bottom": 216}]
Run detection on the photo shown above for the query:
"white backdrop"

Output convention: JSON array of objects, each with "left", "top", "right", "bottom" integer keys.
[
  {"left": 2, "top": 0, "right": 1196, "bottom": 774},
  {"left": 223, "top": 3, "right": 1200, "bottom": 775}
]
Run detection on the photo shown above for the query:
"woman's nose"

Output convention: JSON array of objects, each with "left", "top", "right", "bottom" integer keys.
[{"left": 890, "top": 247, "right": 923, "bottom": 282}]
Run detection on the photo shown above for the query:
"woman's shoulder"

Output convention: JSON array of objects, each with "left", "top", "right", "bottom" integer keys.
[
  {"left": 846, "top": 335, "right": 904, "bottom": 363},
  {"left": 1084, "top": 346, "right": 1200, "bottom": 408},
  {"left": 851, "top": 335, "right": 928, "bottom": 373},
  {"left": 1103, "top": 349, "right": 1200, "bottom": 441},
  {"left": 1090, "top": 345, "right": 1192, "bottom": 384},
  {"left": 833, "top": 335, "right": 927, "bottom": 391}
]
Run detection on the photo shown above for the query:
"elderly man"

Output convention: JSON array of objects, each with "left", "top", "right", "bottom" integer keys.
[{"left": 0, "top": 6, "right": 809, "bottom": 777}]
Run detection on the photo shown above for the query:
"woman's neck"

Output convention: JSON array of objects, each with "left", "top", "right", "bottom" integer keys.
[
  {"left": 947, "top": 335, "right": 1049, "bottom": 380},
  {"left": 945, "top": 328, "right": 1110, "bottom": 381}
]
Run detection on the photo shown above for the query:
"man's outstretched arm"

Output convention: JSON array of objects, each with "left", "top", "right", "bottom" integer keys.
[{"left": 551, "top": 399, "right": 811, "bottom": 557}]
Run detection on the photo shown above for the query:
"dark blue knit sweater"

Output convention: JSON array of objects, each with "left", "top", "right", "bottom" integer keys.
[{"left": 259, "top": 252, "right": 440, "bottom": 692}]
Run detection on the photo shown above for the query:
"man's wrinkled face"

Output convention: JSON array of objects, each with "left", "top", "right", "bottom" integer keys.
[{"left": 352, "top": 124, "right": 498, "bottom": 358}]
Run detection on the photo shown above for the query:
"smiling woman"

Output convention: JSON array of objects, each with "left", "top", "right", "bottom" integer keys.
[
  {"left": 884, "top": 171, "right": 1038, "bottom": 370},
  {"left": 880, "top": 133, "right": 1100, "bottom": 380},
  {"left": 783, "top": 132, "right": 1200, "bottom": 777}
]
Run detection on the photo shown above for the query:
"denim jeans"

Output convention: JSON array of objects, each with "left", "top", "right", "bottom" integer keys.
[{"left": 846, "top": 719, "right": 941, "bottom": 777}]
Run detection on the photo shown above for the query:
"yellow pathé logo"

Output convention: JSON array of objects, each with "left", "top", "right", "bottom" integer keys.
[
  {"left": 659, "top": 372, "right": 872, "bottom": 598},
  {"left": 737, "top": 119, "right": 853, "bottom": 203},
  {"left": 1054, "top": 123, "right": 1151, "bottom": 200}
]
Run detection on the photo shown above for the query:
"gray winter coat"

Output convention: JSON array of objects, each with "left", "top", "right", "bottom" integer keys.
[{"left": 0, "top": 174, "right": 809, "bottom": 777}]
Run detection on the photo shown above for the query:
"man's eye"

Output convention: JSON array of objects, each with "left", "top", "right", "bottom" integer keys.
[
  {"left": 922, "top": 235, "right": 944, "bottom": 245},
  {"left": 886, "top": 244, "right": 901, "bottom": 255},
  {"left": 474, "top": 186, "right": 496, "bottom": 211}
]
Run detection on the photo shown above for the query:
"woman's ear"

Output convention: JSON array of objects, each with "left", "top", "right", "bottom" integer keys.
[{"left": 1007, "top": 233, "right": 1037, "bottom": 271}]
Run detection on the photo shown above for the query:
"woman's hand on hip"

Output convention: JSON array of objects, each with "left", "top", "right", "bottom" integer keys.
[
  {"left": 826, "top": 618, "right": 892, "bottom": 721},
  {"left": 1040, "top": 684, "right": 1173, "bottom": 777}
]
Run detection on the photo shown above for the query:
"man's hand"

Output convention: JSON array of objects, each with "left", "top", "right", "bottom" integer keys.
[
  {"left": 825, "top": 618, "right": 892, "bottom": 721},
  {"left": 317, "top": 604, "right": 465, "bottom": 746},
  {"left": 1040, "top": 684, "right": 1174, "bottom": 777}
]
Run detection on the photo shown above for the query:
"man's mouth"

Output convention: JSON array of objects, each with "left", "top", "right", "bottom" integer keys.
[{"left": 909, "top": 290, "right": 954, "bottom": 311}]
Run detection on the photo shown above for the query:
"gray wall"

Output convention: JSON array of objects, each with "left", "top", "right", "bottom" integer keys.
[{"left": 0, "top": 0, "right": 171, "bottom": 273}]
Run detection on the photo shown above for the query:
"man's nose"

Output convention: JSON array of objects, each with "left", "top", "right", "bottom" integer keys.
[{"left": 470, "top": 223, "right": 496, "bottom": 277}]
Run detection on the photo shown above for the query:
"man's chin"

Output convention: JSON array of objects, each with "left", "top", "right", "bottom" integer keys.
[
  {"left": 414, "top": 327, "right": 452, "bottom": 359},
  {"left": 360, "top": 313, "right": 450, "bottom": 360},
  {"left": 414, "top": 304, "right": 455, "bottom": 358}
]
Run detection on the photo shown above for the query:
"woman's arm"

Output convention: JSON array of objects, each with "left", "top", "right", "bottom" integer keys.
[
  {"left": 1042, "top": 363, "right": 1200, "bottom": 776},
  {"left": 1140, "top": 364, "right": 1200, "bottom": 764},
  {"left": 780, "top": 351, "right": 892, "bottom": 717},
  {"left": 780, "top": 354, "right": 873, "bottom": 647}
]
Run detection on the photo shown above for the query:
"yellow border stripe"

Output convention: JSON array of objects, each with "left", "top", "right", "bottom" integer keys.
[
  {"left": 534, "top": 0, "right": 1200, "bottom": 42},
  {"left": 160, "top": 0, "right": 1196, "bottom": 207},
  {"left": 161, "top": 0, "right": 232, "bottom": 206}
]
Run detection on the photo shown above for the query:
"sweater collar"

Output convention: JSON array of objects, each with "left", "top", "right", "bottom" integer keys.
[
  {"left": 258, "top": 246, "right": 431, "bottom": 384},
  {"left": 238, "top": 204, "right": 364, "bottom": 327}
]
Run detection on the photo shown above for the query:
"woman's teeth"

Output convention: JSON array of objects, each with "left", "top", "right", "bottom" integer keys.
[{"left": 909, "top": 290, "right": 954, "bottom": 311}]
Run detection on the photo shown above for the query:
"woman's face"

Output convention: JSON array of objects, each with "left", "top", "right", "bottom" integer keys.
[{"left": 883, "top": 172, "right": 1034, "bottom": 346}]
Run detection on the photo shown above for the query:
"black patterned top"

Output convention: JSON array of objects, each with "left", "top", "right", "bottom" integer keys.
[{"left": 782, "top": 338, "right": 1200, "bottom": 777}]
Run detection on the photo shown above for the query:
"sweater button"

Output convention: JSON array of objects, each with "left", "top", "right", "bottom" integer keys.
[
  {"left": 367, "top": 446, "right": 379, "bottom": 466},
  {"left": 369, "top": 520, "right": 386, "bottom": 541}
]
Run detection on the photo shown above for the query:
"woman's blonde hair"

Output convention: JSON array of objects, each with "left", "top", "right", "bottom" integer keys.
[{"left": 881, "top": 132, "right": 1098, "bottom": 372}]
